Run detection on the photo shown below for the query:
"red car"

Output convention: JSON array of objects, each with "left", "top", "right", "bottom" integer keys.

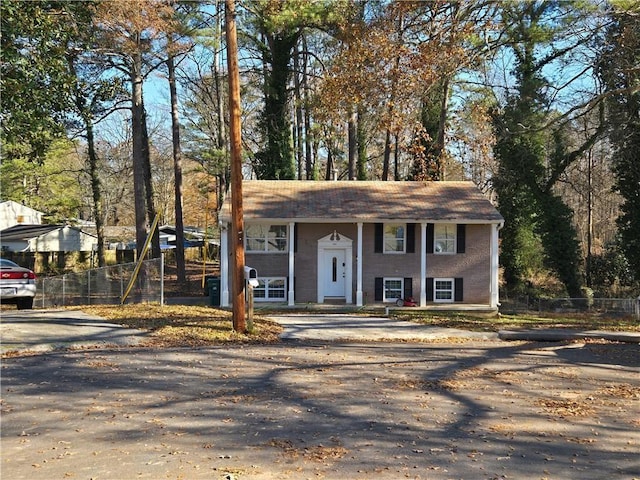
[{"left": 0, "top": 259, "right": 36, "bottom": 309}]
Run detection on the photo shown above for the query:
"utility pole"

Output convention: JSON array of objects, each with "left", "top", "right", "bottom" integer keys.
[{"left": 225, "top": 0, "right": 246, "bottom": 332}]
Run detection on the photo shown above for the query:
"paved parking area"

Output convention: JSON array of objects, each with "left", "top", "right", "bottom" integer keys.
[
  {"left": 2, "top": 341, "right": 639, "bottom": 480},
  {"left": 1, "top": 308, "right": 639, "bottom": 479},
  {"left": 0, "top": 309, "right": 146, "bottom": 355}
]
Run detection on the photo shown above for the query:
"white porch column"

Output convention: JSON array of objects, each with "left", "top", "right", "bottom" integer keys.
[
  {"left": 490, "top": 222, "right": 502, "bottom": 308},
  {"left": 220, "top": 225, "right": 230, "bottom": 307},
  {"left": 356, "top": 222, "right": 363, "bottom": 306},
  {"left": 288, "top": 222, "right": 295, "bottom": 306},
  {"left": 420, "top": 222, "right": 427, "bottom": 306}
]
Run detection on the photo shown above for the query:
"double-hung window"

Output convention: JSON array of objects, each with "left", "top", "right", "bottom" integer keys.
[
  {"left": 245, "top": 224, "right": 287, "bottom": 252},
  {"left": 434, "top": 278, "right": 454, "bottom": 302},
  {"left": 254, "top": 278, "right": 286, "bottom": 302},
  {"left": 384, "top": 278, "right": 403, "bottom": 302},
  {"left": 384, "top": 224, "right": 406, "bottom": 253},
  {"left": 434, "top": 224, "right": 456, "bottom": 254}
]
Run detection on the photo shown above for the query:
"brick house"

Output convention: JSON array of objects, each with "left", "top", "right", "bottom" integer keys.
[{"left": 218, "top": 180, "right": 504, "bottom": 310}]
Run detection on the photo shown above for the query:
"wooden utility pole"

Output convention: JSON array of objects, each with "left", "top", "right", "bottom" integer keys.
[{"left": 225, "top": 0, "right": 246, "bottom": 332}]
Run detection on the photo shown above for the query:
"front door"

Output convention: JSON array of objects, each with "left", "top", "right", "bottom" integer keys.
[{"left": 324, "top": 248, "right": 346, "bottom": 298}]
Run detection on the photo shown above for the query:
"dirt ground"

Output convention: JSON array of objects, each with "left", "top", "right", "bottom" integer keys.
[{"left": 1, "top": 339, "right": 639, "bottom": 480}]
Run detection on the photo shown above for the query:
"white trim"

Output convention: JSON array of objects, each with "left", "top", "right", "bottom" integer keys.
[
  {"left": 433, "top": 278, "right": 455, "bottom": 303},
  {"left": 420, "top": 222, "right": 427, "bottom": 306},
  {"left": 236, "top": 217, "right": 499, "bottom": 225},
  {"left": 254, "top": 277, "right": 287, "bottom": 302},
  {"left": 491, "top": 222, "right": 503, "bottom": 308},
  {"left": 244, "top": 223, "right": 288, "bottom": 253},
  {"left": 317, "top": 232, "right": 353, "bottom": 304},
  {"left": 383, "top": 277, "right": 404, "bottom": 303},
  {"left": 383, "top": 223, "right": 407, "bottom": 254},
  {"left": 433, "top": 224, "right": 456, "bottom": 254},
  {"left": 220, "top": 226, "right": 229, "bottom": 307},
  {"left": 288, "top": 222, "right": 295, "bottom": 306},
  {"left": 356, "top": 222, "right": 363, "bottom": 306}
]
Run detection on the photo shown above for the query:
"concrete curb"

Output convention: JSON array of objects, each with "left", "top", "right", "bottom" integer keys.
[{"left": 499, "top": 329, "right": 640, "bottom": 343}]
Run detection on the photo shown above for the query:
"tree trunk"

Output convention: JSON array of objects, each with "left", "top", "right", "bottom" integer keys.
[
  {"left": 325, "top": 141, "right": 334, "bottom": 181},
  {"left": 356, "top": 108, "right": 367, "bottom": 180},
  {"left": 393, "top": 133, "right": 400, "bottom": 181},
  {"left": 293, "top": 42, "right": 304, "bottom": 179},
  {"left": 86, "top": 118, "right": 105, "bottom": 267},
  {"left": 348, "top": 107, "right": 356, "bottom": 180},
  {"left": 382, "top": 127, "right": 391, "bottom": 181},
  {"left": 167, "top": 49, "right": 186, "bottom": 284},
  {"left": 435, "top": 77, "right": 450, "bottom": 180},
  {"left": 302, "top": 38, "right": 314, "bottom": 179},
  {"left": 131, "top": 56, "right": 147, "bottom": 260},
  {"left": 141, "top": 105, "right": 160, "bottom": 259},
  {"left": 256, "top": 32, "right": 298, "bottom": 179}
]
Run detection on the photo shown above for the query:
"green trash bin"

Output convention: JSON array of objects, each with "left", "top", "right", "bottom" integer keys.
[{"left": 207, "top": 277, "right": 221, "bottom": 306}]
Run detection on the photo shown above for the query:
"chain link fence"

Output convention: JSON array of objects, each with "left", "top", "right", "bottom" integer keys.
[
  {"left": 500, "top": 296, "right": 640, "bottom": 319},
  {"left": 35, "top": 258, "right": 164, "bottom": 308}
]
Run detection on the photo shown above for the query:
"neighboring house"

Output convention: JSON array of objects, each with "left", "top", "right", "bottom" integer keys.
[
  {"left": 0, "top": 224, "right": 97, "bottom": 252},
  {"left": 0, "top": 201, "right": 44, "bottom": 230},
  {"left": 218, "top": 180, "right": 504, "bottom": 310}
]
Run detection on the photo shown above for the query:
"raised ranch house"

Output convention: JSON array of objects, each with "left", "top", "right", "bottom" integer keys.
[{"left": 218, "top": 181, "right": 504, "bottom": 311}]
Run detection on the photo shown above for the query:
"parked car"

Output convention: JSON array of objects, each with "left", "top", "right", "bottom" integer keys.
[{"left": 0, "top": 259, "right": 36, "bottom": 309}]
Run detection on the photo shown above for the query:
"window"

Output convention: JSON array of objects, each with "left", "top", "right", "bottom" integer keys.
[
  {"left": 434, "top": 224, "right": 456, "bottom": 254},
  {"left": 254, "top": 277, "right": 286, "bottom": 302},
  {"left": 245, "top": 224, "right": 287, "bottom": 252},
  {"left": 434, "top": 278, "right": 454, "bottom": 302},
  {"left": 384, "top": 278, "right": 403, "bottom": 303},
  {"left": 384, "top": 224, "right": 405, "bottom": 253}
]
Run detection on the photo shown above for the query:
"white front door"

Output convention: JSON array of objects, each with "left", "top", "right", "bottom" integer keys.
[{"left": 324, "top": 248, "right": 346, "bottom": 298}]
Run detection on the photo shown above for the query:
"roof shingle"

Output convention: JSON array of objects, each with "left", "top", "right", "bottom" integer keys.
[{"left": 220, "top": 180, "right": 503, "bottom": 223}]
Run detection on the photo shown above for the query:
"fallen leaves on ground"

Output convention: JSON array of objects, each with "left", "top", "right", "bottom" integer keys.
[
  {"left": 535, "top": 398, "right": 596, "bottom": 417},
  {"left": 72, "top": 304, "right": 283, "bottom": 347},
  {"left": 267, "top": 438, "right": 348, "bottom": 463},
  {"left": 394, "top": 311, "right": 640, "bottom": 332}
]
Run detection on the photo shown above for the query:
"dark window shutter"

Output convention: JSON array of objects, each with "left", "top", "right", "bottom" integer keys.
[
  {"left": 404, "top": 278, "right": 413, "bottom": 299},
  {"left": 375, "top": 277, "right": 384, "bottom": 301},
  {"left": 293, "top": 223, "right": 298, "bottom": 252},
  {"left": 456, "top": 224, "right": 466, "bottom": 254},
  {"left": 426, "top": 224, "right": 434, "bottom": 253},
  {"left": 454, "top": 278, "right": 463, "bottom": 302},
  {"left": 426, "top": 277, "right": 434, "bottom": 301},
  {"left": 406, "top": 224, "right": 415, "bottom": 253},
  {"left": 374, "top": 223, "right": 383, "bottom": 253}
]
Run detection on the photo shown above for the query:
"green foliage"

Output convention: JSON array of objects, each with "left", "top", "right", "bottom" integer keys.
[
  {"left": 0, "top": 0, "right": 91, "bottom": 161},
  {"left": 598, "top": 6, "right": 640, "bottom": 281},
  {"left": 0, "top": 139, "right": 85, "bottom": 221},
  {"left": 245, "top": 0, "right": 337, "bottom": 179},
  {"left": 590, "top": 241, "right": 636, "bottom": 296},
  {"left": 493, "top": 1, "right": 588, "bottom": 297}
]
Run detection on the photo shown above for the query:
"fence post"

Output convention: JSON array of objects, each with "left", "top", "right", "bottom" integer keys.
[
  {"left": 87, "top": 269, "right": 91, "bottom": 305},
  {"left": 160, "top": 253, "right": 164, "bottom": 307},
  {"left": 62, "top": 275, "right": 66, "bottom": 307}
]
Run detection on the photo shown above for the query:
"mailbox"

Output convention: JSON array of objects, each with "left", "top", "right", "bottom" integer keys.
[{"left": 244, "top": 266, "right": 259, "bottom": 287}]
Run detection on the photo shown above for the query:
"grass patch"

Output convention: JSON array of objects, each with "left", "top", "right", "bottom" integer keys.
[
  {"left": 392, "top": 311, "right": 640, "bottom": 332},
  {"left": 71, "top": 304, "right": 283, "bottom": 347}
]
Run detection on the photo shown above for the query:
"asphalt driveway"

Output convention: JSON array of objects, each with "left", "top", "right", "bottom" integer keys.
[
  {"left": 0, "top": 309, "right": 147, "bottom": 355},
  {"left": 2, "top": 340, "right": 639, "bottom": 480}
]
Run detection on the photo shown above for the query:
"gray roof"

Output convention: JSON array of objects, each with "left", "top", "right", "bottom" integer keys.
[
  {"left": 0, "top": 224, "right": 96, "bottom": 241},
  {"left": 220, "top": 180, "right": 503, "bottom": 224}
]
